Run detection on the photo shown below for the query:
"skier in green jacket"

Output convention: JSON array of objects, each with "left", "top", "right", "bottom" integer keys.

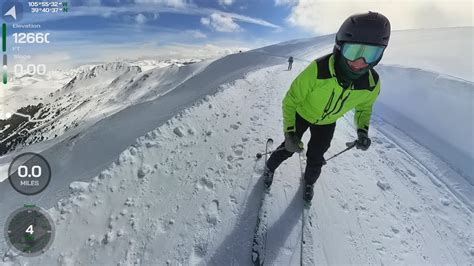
[{"left": 263, "top": 12, "right": 391, "bottom": 202}]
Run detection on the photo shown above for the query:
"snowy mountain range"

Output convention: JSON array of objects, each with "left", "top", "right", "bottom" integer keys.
[
  {"left": 0, "top": 27, "right": 472, "bottom": 265},
  {"left": 0, "top": 58, "right": 207, "bottom": 156}
]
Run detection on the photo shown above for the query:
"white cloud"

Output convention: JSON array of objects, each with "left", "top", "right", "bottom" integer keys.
[
  {"left": 86, "top": 0, "right": 102, "bottom": 5},
  {"left": 200, "top": 17, "right": 210, "bottom": 25},
  {"left": 218, "top": 0, "right": 235, "bottom": 6},
  {"left": 134, "top": 0, "right": 188, "bottom": 7},
  {"left": 134, "top": 13, "right": 158, "bottom": 25},
  {"left": 275, "top": 0, "right": 297, "bottom": 6},
  {"left": 187, "top": 29, "right": 207, "bottom": 38},
  {"left": 135, "top": 13, "right": 147, "bottom": 24},
  {"left": 201, "top": 13, "right": 242, "bottom": 32},
  {"left": 222, "top": 11, "right": 280, "bottom": 29},
  {"left": 22, "top": 4, "right": 281, "bottom": 31},
  {"left": 286, "top": 0, "right": 473, "bottom": 34}
]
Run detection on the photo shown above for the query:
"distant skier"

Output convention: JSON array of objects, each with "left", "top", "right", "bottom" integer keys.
[
  {"left": 287, "top": 56, "right": 294, "bottom": 70},
  {"left": 263, "top": 12, "right": 391, "bottom": 202}
]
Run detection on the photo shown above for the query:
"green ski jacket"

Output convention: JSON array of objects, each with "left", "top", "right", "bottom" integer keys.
[{"left": 283, "top": 54, "right": 380, "bottom": 133}]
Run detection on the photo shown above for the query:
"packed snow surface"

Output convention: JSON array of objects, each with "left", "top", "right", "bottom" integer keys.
[
  {"left": 5, "top": 63, "right": 472, "bottom": 265},
  {"left": 0, "top": 27, "right": 473, "bottom": 265}
]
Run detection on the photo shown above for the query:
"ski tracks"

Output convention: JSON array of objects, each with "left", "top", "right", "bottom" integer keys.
[
  {"left": 309, "top": 116, "right": 472, "bottom": 265},
  {"left": 368, "top": 130, "right": 472, "bottom": 264},
  {"left": 239, "top": 63, "right": 323, "bottom": 265},
  {"left": 209, "top": 63, "right": 307, "bottom": 265},
  {"left": 246, "top": 64, "right": 314, "bottom": 265}
]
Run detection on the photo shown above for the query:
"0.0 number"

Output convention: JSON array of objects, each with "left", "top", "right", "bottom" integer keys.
[
  {"left": 14, "top": 64, "right": 47, "bottom": 76},
  {"left": 13, "top": 33, "right": 51, "bottom": 44},
  {"left": 18, "top": 165, "right": 42, "bottom": 178}
]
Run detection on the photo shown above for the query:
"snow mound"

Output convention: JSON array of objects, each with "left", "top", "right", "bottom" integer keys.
[
  {"left": 375, "top": 65, "right": 473, "bottom": 208},
  {"left": 69, "top": 181, "right": 90, "bottom": 193},
  {"left": 385, "top": 27, "right": 473, "bottom": 82}
]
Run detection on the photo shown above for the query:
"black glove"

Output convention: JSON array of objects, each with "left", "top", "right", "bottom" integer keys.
[
  {"left": 284, "top": 132, "right": 304, "bottom": 153},
  {"left": 355, "top": 130, "right": 371, "bottom": 151}
]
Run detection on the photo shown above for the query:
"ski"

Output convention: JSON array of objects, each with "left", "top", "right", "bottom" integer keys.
[
  {"left": 299, "top": 152, "right": 314, "bottom": 265},
  {"left": 251, "top": 138, "right": 273, "bottom": 266}
]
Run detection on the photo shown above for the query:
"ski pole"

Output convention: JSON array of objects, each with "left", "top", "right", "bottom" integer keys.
[
  {"left": 324, "top": 141, "right": 357, "bottom": 164},
  {"left": 257, "top": 140, "right": 357, "bottom": 161},
  {"left": 255, "top": 147, "right": 286, "bottom": 159}
]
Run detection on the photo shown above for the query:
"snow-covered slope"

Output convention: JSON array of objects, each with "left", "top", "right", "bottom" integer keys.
[
  {"left": 1, "top": 28, "right": 473, "bottom": 264},
  {"left": 6, "top": 62, "right": 472, "bottom": 265},
  {"left": 375, "top": 66, "right": 473, "bottom": 207},
  {"left": 0, "top": 47, "right": 302, "bottom": 241}
]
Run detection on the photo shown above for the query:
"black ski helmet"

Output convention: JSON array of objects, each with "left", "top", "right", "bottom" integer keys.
[
  {"left": 333, "top": 11, "right": 391, "bottom": 83},
  {"left": 336, "top": 11, "right": 391, "bottom": 47}
]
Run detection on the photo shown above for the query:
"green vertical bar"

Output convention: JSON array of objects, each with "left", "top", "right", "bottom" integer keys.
[
  {"left": 2, "top": 23, "right": 6, "bottom": 52},
  {"left": 3, "top": 71, "right": 7, "bottom": 84}
]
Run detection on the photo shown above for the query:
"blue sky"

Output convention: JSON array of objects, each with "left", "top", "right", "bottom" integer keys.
[
  {"left": 6, "top": 0, "right": 314, "bottom": 67},
  {"left": 5, "top": 0, "right": 472, "bottom": 68}
]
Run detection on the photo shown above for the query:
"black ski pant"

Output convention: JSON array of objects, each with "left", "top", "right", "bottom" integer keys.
[
  {"left": 288, "top": 62, "right": 293, "bottom": 70},
  {"left": 266, "top": 112, "right": 336, "bottom": 185}
]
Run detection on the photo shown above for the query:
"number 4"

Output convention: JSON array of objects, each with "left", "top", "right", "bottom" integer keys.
[{"left": 26, "top": 225, "right": 34, "bottom": 235}]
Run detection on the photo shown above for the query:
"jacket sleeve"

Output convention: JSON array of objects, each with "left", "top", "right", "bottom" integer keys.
[
  {"left": 282, "top": 62, "right": 317, "bottom": 132},
  {"left": 354, "top": 81, "right": 381, "bottom": 134}
]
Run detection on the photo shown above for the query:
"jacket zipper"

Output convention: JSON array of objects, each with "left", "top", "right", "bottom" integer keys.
[
  {"left": 329, "top": 90, "right": 351, "bottom": 117},
  {"left": 315, "top": 89, "right": 334, "bottom": 124},
  {"left": 330, "top": 84, "right": 353, "bottom": 117},
  {"left": 323, "top": 92, "right": 342, "bottom": 119},
  {"left": 318, "top": 84, "right": 352, "bottom": 123}
]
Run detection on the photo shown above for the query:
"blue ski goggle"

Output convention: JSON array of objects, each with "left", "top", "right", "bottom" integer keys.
[{"left": 341, "top": 43, "right": 385, "bottom": 64}]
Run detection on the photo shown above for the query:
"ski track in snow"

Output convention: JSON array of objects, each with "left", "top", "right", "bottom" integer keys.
[{"left": 3, "top": 62, "right": 473, "bottom": 265}]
